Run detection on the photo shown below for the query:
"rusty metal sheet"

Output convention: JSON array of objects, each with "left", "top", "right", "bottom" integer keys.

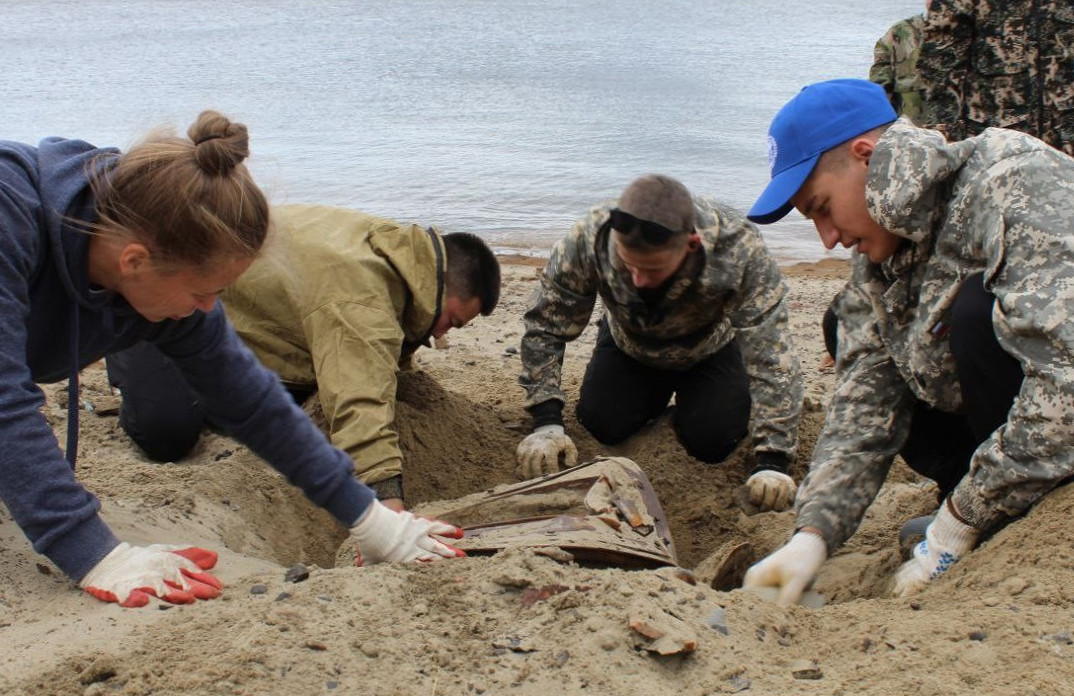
[{"left": 431, "top": 456, "right": 678, "bottom": 569}]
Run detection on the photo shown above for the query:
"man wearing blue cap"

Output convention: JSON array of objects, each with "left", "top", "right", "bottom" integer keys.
[{"left": 742, "top": 78, "right": 1074, "bottom": 604}]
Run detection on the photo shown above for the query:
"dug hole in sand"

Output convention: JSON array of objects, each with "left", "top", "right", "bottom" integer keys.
[{"left": 3, "top": 259, "right": 1074, "bottom": 695}]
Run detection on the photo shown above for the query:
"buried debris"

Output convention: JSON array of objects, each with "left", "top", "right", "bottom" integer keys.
[
  {"left": 695, "top": 541, "right": 754, "bottom": 592},
  {"left": 423, "top": 456, "right": 678, "bottom": 569},
  {"left": 628, "top": 601, "right": 698, "bottom": 656}
]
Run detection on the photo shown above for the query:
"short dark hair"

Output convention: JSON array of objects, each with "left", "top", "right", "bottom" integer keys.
[
  {"left": 443, "top": 232, "right": 501, "bottom": 315},
  {"left": 611, "top": 174, "right": 696, "bottom": 252}
]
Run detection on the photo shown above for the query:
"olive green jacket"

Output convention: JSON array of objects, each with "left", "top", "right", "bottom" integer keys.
[{"left": 222, "top": 204, "right": 445, "bottom": 487}]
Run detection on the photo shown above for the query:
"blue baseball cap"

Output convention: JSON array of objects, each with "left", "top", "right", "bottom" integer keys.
[{"left": 748, "top": 79, "right": 897, "bottom": 224}]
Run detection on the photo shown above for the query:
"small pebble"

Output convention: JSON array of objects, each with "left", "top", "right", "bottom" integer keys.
[
  {"left": 249, "top": 584, "right": 268, "bottom": 595},
  {"left": 790, "top": 659, "right": 823, "bottom": 680},
  {"left": 705, "top": 607, "right": 729, "bottom": 635},
  {"left": 285, "top": 563, "right": 310, "bottom": 583},
  {"left": 968, "top": 630, "right": 987, "bottom": 642},
  {"left": 909, "top": 601, "right": 921, "bottom": 611},
  {"left": 275, "top": 592, "right": 292, "bottom": 602}
]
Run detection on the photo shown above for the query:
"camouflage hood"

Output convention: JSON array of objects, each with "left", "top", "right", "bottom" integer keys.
[{"left": 865, "top": 118, "right": 979, "bottom": 243}]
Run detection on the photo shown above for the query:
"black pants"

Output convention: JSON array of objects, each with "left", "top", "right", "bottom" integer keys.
[
  {"left": 106, "top": 342, "right": 311, "bottom": 462},
  {"left": 825, "top": 273, "right": 1024, "bottom": 499},
  {"left": 575, "top": 320, "right": 751, "bottom": 463}
]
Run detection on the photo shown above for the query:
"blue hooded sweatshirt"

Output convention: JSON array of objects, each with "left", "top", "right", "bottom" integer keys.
[{"left": 0, "top": 136, "right": 375, "bottom": 581}]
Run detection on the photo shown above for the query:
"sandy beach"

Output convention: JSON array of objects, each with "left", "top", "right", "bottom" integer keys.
[{"left": 3, "top": 256, "right": 1073, "bottom": 696}]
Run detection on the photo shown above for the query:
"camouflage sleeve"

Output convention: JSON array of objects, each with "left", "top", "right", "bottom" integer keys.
[
  {"left": 951, "top": 162, "right": 1074, "bottom": 530},
  {"left": 519, "top": 213, "right": 600, "bottom": 410},
  {"left": 727, "top": 227, "right": 803, "bottom": 465},
  {"left": 795, "top": 276, "right": 917, "bottom": 553},
  {"left": 869, "top": 26, "right": 896, "bottom": 95},
  {"left": 920, "top": 0, "right": 974, "bottom": 137}
]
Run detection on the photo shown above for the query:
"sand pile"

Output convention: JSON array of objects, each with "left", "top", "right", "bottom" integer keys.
[{"left": 3, "top": 259, "right": 1073, "bottom": 696}]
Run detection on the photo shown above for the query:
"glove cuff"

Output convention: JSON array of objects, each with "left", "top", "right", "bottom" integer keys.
[
  {"left": 527, "top": 400, "right": 564, "bottom": 429},
  {"left": 930, "top": 498, "right": 980, "bottom": 556},
  {"left": 787, "top": 530, "right": 828, "bottom": 561},
  {"left": 350, "top": 499, "right": 390, "bottom": 534},
  {"left": 78, "top": 542, "right": 131, "bottom": 589},
  {"left": 750, "top": 451, "right": 791, "bottom": 476}
]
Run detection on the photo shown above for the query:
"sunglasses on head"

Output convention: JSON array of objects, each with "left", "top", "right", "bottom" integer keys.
[{"left": 608, "top": 208, "right": 679, "bottom": 246}]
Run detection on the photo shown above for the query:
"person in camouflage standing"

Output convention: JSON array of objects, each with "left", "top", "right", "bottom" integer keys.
[
  {"left": 869, "top": 13, "right": 927, "bottom": 124},
  {"left": 743, "top": 79, "right": 1074, "bottom": 605},
  {"left": 516, "top": 174, "right": 803, "bottom": 513},
  {"left": 919, "top": 0, "right": 1074, "bottom": 155}
]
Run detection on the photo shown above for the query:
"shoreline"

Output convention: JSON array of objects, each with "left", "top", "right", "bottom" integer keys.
[{"left": 496, "top": 251, "right": 853, "bottom": 276}]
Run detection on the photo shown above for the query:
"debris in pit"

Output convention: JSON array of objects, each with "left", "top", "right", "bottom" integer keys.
[{"left": 628, "top": 601, "right": 698, "bottom": 656}]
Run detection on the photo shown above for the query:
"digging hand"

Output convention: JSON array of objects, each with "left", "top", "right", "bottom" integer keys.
[
  {"left": 80, "top": 542, "right": 222, "bottom": 608},
  {"left": 892, "top": 500, "right": 978, "bottom": 597},
  {"left": 515, "top": 424, "right": 578, "bottom": 479},
  {"left": 745, "top": 470, "right": 797, "bottom": 511},
  {"left": 349, "top": 500, "right": 465, "bottom": 566},
  {"left": 742, "top": 531, "right": 827, "bottom": 606}
]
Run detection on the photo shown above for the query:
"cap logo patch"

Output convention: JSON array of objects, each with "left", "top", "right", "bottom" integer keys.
[{"left": 767, "top": 134, "right": 779, "bottom": 174}]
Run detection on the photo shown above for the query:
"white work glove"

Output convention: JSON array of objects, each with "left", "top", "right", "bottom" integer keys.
[
  {"left": 515, "top": 424, "right": 578, "bottom": 479},
  {"left": 892, "top": 501, "right": 979, "bottom": 597},
  {"left": 742, "top": 531, "right": 827, "bottom": 607},
  {"left": 746, "top": 470, "right": 797, "bottom": 512},
  {"left": 79, "top": 542, "right": 223, "bottom": 608},
  {"left": 348, "top": 499, "right": 465, "bottom": 566}
]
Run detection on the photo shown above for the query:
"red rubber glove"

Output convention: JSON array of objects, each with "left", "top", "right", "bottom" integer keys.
[
  {"left": 79, "top": 543, "right": 223, "bottom": 608},
  {"left": 349, "top": 500, "right": 466, "bottom": 566}
]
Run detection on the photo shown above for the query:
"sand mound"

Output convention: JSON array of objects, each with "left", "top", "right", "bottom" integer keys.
[{"left": 5, "top": 260, "right": 1074, "bottom": 695}]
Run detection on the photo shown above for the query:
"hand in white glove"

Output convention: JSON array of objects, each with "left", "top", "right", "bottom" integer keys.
[
  {"left": 349, "top": 500, "right": 465, "bottom": 566},
  {"left": 746, "top": 470, "right": 797, "bottom": 512},
  {"left": 742, "top": 531, "right": 827, "bottom": 607},
  {"left": 892, "top": 501, "right": 979, "bottom": 597},
  {"left": 515, "top": 424, "right": 578, "bottom": 479},
  {"left": 79, "top": 542, "right": 223, "bottom": 608}
]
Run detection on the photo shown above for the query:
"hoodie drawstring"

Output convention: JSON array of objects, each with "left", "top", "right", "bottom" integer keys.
[{"left": 65, "top": 303, "right": 80, "bottom": 468}]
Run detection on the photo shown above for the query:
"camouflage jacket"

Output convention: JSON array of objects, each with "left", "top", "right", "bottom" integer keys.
[
  {"left": 869, "top": 14, "right": 926, "bottom": 125},
  {"left": 520, "top": 197, "right": 802, "bottom": 462},
  {"left": 798, "top": 119, "right": 1074, "bottom": 552},
  {"left": 920, "top": 0, "right": 1074, "bottom": 155}
]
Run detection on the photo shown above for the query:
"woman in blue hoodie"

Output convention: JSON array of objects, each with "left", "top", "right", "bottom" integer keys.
[{"left": 0, "top": 110, "right": 464, "bottom": 608}]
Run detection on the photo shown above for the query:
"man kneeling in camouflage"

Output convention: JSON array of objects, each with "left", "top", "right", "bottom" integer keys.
[
  {"left": 515, "top": 174, "right": 804, "bottom": 512},
  {"left": 745, "top": 79, "right": 1074, "bottom": 603}
]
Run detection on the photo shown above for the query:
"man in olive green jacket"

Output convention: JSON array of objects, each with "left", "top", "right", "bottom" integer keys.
[{"left": 107, "top": 204, "right": 501, "bottom": 510}]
